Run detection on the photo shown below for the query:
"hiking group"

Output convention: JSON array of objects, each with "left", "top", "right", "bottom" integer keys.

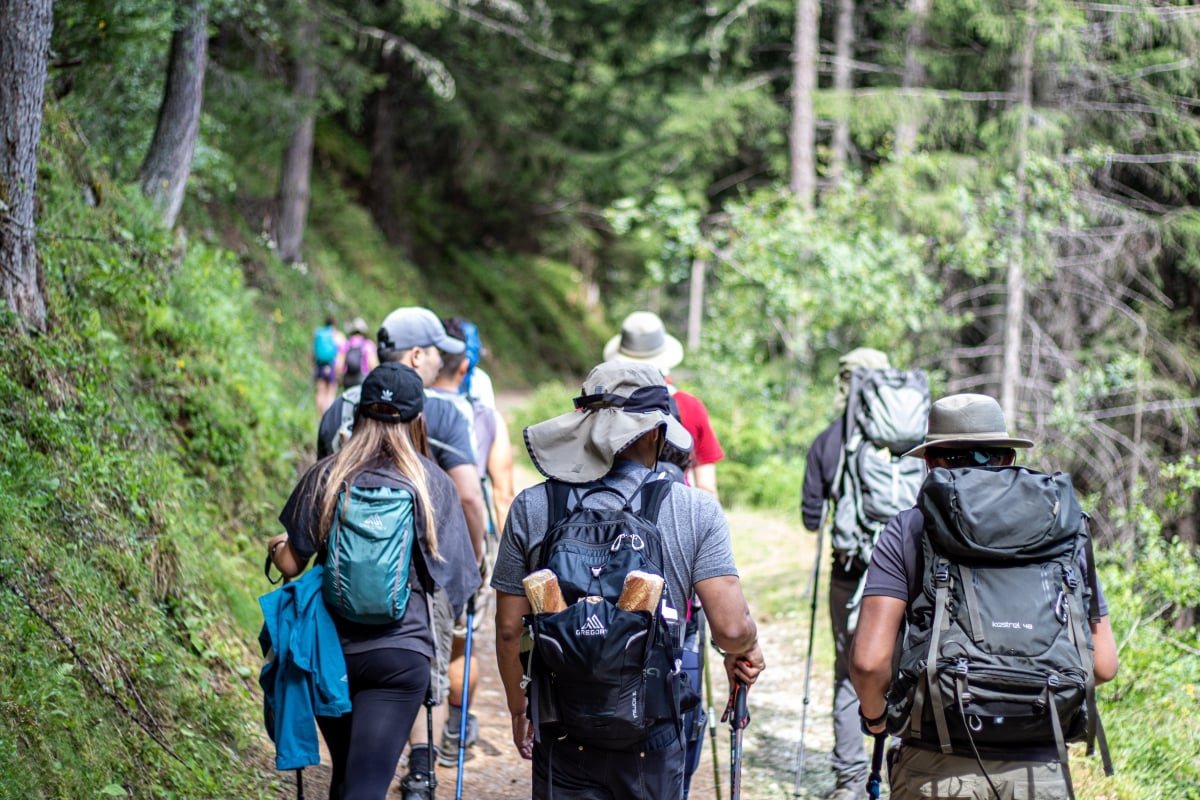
[{"left": 268, "top": 312, "right": 1117, "bottom": 800}]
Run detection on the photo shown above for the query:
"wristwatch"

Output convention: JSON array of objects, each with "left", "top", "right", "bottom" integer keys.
[{"left": 858, "top": 704, "right": 887, "bottom": 729}]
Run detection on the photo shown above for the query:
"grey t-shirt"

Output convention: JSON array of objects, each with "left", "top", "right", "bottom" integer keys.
[{"left": 490, "top": 460, "right": 738, "bottom": 614}]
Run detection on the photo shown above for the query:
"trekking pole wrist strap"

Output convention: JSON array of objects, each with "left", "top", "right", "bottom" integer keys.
[{"left": 858, "top": 704, "right": 887, "bottom": 728}]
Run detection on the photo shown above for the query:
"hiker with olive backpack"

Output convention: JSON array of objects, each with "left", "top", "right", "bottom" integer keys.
[{"left": 851, "top": 393, "right": 1118, "bottom": 800}]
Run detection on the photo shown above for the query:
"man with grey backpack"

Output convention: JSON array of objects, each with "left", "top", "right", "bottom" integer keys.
[
  {"left": 800, "top": 347, "right": 930, "bottom": 799},
  {"left": 851, "top": 393, "right": 1118, "bottom": 800}
]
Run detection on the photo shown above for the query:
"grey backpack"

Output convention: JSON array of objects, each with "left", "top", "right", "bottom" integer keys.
[
  {"left": 831, "top": 367, "right": 930, "bottom": 563},
  {"left": 885, "top": 466, "right": 1112, "bottom": 799}
]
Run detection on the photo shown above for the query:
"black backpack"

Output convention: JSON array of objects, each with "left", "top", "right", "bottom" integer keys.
[
  {"left": 885, "top": 466, "right": 1112, "bottom": 798},
  {"left": 831, "top": 367, "right": 930, "bottom": 567},
  {"left": 524, "top": 477, "right": 700, "bottom": 751},
  {"left": 342, "top": 342, "right": 366, "bottom": 388}
]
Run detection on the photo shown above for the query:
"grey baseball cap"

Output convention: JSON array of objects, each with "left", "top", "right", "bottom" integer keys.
[{"left": 377, "top": 307, "right": 465, "bottom": 355}]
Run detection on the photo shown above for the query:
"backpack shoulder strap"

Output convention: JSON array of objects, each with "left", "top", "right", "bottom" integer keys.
[{"left": 635, "top": 477, "right": 672, "bottom": 524}]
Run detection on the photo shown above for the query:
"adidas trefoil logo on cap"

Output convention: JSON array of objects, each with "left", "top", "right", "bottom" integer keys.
[
  {"left": 575, "top": 614, "right": 607, "bottom": 637},
  {"left": 382, "top": 389, "right": 394, "bottom": 401}
]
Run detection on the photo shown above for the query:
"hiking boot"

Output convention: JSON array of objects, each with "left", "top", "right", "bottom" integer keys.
[
  {"left": 437, "top": 713, "right": 480, "bottom": 767},
  {"left": 400, "top": 771, "right": 436, "bottom": 800},
  {"left": 825, "top": 784, "right": 865, "bottom": 800}
]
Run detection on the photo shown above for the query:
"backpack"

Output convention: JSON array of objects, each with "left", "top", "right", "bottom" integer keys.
[
  {"left": 831, "top": 367, "right": 930, "bottom": 566},
  {"left": 524, "top": 477, "right": 700, "bottom": 751},
  {"left": 322, "top": 480, "right": 418, "bottom": 625},
  {"left": 342, "top": 340, "right": 366, "bottom": 388},
  {"left": 885, "top": 466, "right": 1111, "bottom": 797},
  {"left": 313, "top": 326, "right": 338, "bottom": 366}
]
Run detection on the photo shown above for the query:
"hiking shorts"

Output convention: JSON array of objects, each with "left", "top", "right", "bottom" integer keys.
[
  {"left": 313, "top": 362, "right": 336, "bottom": 383},
  {"left": 889, "top": 742, "right": 1069, "bottom": 800},
  {"left": 430, "top": 586, "right": 453, "bottom": 703}
]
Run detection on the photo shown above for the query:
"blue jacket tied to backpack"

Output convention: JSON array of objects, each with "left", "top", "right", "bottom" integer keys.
[{"left": 259, "top": 565, "right": 351, "bottom": 770}]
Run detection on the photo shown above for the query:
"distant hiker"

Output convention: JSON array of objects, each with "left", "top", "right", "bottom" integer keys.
[
  {"left": 492, "top": 361, "right": 764, "bottom": 799},
  {"left": 429, "top": 316, "right": 517, "bottom": 768},
  {"left": 265, "top": 362, "right": 480, "bottom": 800},
  {"left": 801, "top": 347, "right": 934, "bottom": 800},
  {"left": 604, "top": 311, "right": 725, "bottom": 498},
  {"left": 337, "top": 316, "right": 379, "bottom": 389},
  {"left": 313, "top": 315, "right": 345, "bottom": 416},
  {"left": 851, "top": 393, "right": 1118, "bottom": 800}
]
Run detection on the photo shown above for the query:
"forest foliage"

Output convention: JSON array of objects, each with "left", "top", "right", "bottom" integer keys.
[{"left": 0, "top": 0, "right": 1198, "bottom": 796}]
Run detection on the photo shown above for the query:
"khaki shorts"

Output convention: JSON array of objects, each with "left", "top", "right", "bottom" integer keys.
[
  {"left": 430, "top": 586, "right": 453, "bottom": 702},
  {"left": 889, "top": 743, "right": 1069, "bottom": 800}
]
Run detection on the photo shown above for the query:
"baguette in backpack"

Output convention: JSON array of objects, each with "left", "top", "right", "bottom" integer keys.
[
  {"left": 617, "top": 570, "right": 664, "bottom": 612},
  {"left": 523, "top": 569, "right": 567, "bottom": 613}
]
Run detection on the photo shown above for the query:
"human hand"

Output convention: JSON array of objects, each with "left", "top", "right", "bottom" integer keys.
[
  {"left": 724, "top": 640, "right": 765, "bottom": 689},
  {"left": 510, "top": 710, "right": 534, "bottom": 760}
]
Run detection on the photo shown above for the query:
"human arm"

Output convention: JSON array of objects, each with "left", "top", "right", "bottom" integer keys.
[
  {"left": 690, "top": 461, "right": 718, "bottom": 498},
  {"left": 694, "top": 575, "right": 765, "bottom": 688},
  {"left": 447, "top": 463, "right": 487, "bottom": 565},
  {"left": 849, "top": 594, "right": 906, "bottom": 734},
  {"left": 495, "top": 591, "right": 535, "bottom": 759},
  {"left": 800, "top": 422, "right": 840, "bottom": 531},
  {"left": 486, "top": 411, "right": 515, "bottom": 531},
  {"left": 266, "top": 533, "right": 304, "bottom": 579},
  {"left": 1092, "top": 615, "right": 1118, "bottom": 683}
]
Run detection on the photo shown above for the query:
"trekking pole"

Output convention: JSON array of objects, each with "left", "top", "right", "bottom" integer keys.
[
  {"left": 722, "top": 679, "right": 751, "bottom": 800},
  {"left": 866, "top": 734, "right": 886, "bottom": 800},
  {"left": 454, "top": 594, "right": 476, "bottom": 800},
  {"left": 295, "top": 768, "right": 305, "bottom": 800},
  {"left": 793, "top": 502, "right": 829, "bottom": 797},
  {"left": 425, "top": 677, "right": 439, "bottom": 800},
  {"left": 702, "top": 643, "right": 722, "bottom": 800}
]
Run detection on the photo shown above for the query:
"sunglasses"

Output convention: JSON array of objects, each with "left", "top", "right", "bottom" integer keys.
[{"left": 926, "top": 448, "right": 1001, "bottom": 467}]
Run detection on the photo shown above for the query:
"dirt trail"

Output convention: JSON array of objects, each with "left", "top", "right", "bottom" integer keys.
[{"left": 276, "top": 400, "right": 843, "bottom": 799}]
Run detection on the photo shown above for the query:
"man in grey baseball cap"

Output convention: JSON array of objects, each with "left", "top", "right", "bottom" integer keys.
[{"left": 378, "top": 307, "right": 466, "bottom": 359}]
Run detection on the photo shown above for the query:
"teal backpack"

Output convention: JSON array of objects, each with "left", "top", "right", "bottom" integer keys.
[
  {"left": 322, "top": 482, "right": 417, "bottom": 624},
  {"left": 313, "top": 326, "right": 339, "bottom": 366}
]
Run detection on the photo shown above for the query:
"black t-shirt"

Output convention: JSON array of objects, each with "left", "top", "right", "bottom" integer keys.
[{"left": 278, "top": 457, "right": 466, "bottom": 655}]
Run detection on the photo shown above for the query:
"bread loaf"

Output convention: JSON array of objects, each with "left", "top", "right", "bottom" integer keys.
[
  {"left": 523, "top": 569, "right": 567, "bottom": 613},
  {"left": 617, "top": 570, "right": 664, "bottom": 612}
]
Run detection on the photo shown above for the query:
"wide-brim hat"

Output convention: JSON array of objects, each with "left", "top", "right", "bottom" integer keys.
[
  {"left": 524, "top": 361, "right": 693, "bottom": 483},
  {"left": 903, "top": 393, "right": 1034, "bottom": 458},
  {"left": 602, "top": 311, "right": 684, "bottom": 373}
]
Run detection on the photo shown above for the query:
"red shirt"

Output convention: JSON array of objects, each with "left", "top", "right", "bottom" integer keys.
[{"left": 671, "top": 387, "right": 725, "bottom": 466}]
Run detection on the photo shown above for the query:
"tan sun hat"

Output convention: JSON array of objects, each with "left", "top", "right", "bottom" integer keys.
[
  {"left": 602, "top": 311, "right": 685, "bottom": 373},
  {"left": 903, "top": 393, "right": 1034, "bottom": 458},
  {"left": 524, "top": 361, "right": 693, "bottom": 483}
]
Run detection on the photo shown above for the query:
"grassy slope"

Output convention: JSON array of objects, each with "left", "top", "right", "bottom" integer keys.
[{"left": 0, "top": 109, "right": 603, "bottom": 798}]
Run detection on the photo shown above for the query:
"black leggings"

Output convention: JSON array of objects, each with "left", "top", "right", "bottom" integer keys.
[{"left": 317, "top": 647, "right": 430, "bottom": 800}]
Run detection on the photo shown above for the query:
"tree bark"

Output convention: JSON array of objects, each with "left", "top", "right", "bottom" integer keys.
[
  {"left": 687, "top": 258, "right": 708, "bottom": 352},
  {"left": 138, "top": 0, "right": 208, "bottom": 230},
  {"left": 0, "top": 0, "right": 53, "bottom": 332},
  {"left": 789, "top": 0, "right": 819, "bottom": 208},
  {"left": 894, "top": 0, "right": 932, "bottom": 156},
  {"left": 829, "top": 0, "right": 855, "bottom": 183},
  {"left": 1001, "top": 0, "right": 1037, "bottom": 421},
  {"left": 275, "top": 15, "right": 319, "bottom": 264}
]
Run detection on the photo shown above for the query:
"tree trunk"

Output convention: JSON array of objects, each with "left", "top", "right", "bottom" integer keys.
[
  {"left": 894, "top": 0, "right": 932, "bottom": 156},
  {"left": 1000, "top": 0, "right": 1037, "bottom": 421},
  {"left": 789, "top": 0, "right": 819, "bottom": 208},
  {"left": 829, "top": 0, "right": 855, "bottom": 183},
  {"left": 275, "top": 15, "right": 319, "bottom": 264},
  {"left": 687, "top": 258, "right": 708, "bottom": 352},
  {"left": 138, "top": 0, "right": 208, "bottom": 230},
  {"left": 0, "top": 0, "right": 52, "bottom": 332}
]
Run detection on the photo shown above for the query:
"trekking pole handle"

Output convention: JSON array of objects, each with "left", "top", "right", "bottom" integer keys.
[{"left": 722, "top": 679, "right": 750, "bottom": 731}]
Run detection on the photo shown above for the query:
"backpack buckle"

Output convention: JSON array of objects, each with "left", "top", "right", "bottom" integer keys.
[
  {"left": 1063, "top": 566, "right": 1078, "bottom": 590},
  {"left": 934, "top": 561, "right": 951, "bottom": 586},
  {"left": 954, "top": 658, "right": 969, "bottom": 676}
]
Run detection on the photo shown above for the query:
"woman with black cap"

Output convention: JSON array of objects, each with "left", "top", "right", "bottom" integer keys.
[{"left": 267, "top": 362, "right": 480, "bottom": 800}]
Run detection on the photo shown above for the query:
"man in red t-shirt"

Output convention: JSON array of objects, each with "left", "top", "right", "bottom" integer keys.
[{"left": 603, "top": 311, "right": 725, "bottom": 498}]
